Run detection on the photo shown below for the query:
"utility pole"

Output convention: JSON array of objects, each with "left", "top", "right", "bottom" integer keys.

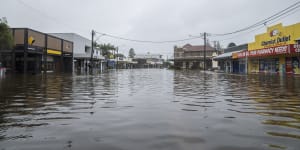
[
  {"left": 116, "top": 47, "right": 118, "bottom": 69},
  {"left": 203, "top": 32, "right": 207, "bottom": 71},
  {"left": 90, "top": 30, "right": 95, "bottom": 70}
]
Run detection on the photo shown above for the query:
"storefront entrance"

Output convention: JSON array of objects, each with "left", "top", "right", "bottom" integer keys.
[{"left": 286, "top": 57, "right": 300, "bottom": 74}]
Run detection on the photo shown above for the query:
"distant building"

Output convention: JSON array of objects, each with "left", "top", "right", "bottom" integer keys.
[
  {"left": 174, "top": 44, "right": 217, "bottom": 69},
  {"left": 133, "top": 53, "right": 163, "bottom": 68},
  {"left": 1, "top": 28, "right": 73, "bottom": 74},
  {"left": 116, "top": 55, "right": 137, "bottom": 69},
  {"left": 49, "top": 33, "right": 105, "bottom": 71}
]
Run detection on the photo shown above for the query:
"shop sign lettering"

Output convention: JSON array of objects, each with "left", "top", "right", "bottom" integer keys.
[
  {"left": 236, "top": 45, "right": 291, "bottom": 58},
  {"left": 261, "top": 35, "right": 291, "bottom": 46},
  {"left": 274, "top": 46, "right": 287, "bottom": 54}
]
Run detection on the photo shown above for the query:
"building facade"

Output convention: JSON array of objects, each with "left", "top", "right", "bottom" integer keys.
[
  {"left": 133, "top": 53, "right": 163, "bottom": 68},
  {"left": 234, "top": 23, "right": 300, "bottom": 75},
  {"left": 0, "top": 28, "right": 73, "bottom": 74},
  {"left": 174, "top": 44, "right": 217, "bottom": 69},
  {"left": 49, "top": 33, "right": 105, "bottom": 71},
  {"left": 214, "top": 44, "right": 248, "bottom": 73}
]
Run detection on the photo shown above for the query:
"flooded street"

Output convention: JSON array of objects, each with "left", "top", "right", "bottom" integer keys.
[{"left": 0, "top": 69, "right": 300, "bottom": 150}]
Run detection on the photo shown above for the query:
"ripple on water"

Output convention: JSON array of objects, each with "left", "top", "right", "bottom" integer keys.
[{"left": 0, "top": 70, "right": 299, "bottom": 149}]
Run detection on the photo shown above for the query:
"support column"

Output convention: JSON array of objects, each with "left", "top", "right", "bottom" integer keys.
[
  {"left": 24, "top": 29, "right": 28, "bottom": 73},
  {"left": 43, "top": 35, "right": 48, "bottom": 74},
  {"left": 189, "top": 62, "right": 192, "bottom": 69},
  {"left": 61, "top": 39, "right": 64, "bottom": 72}
]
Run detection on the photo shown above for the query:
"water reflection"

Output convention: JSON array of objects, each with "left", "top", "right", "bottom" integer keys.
[
  {"left": 173, "top": 71, "right": 300, "bottom": 149},
  {"left": 0, "top": 70, "right": 299, "bottom": 150}
]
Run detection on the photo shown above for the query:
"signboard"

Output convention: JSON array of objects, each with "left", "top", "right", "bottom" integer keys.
[
  {"left": 235, "top": 44, "right": 300, "bottom": 58},
  {"left": 47, "top": 49, "right": 62, "bottom": 55},
  {"left": 293, "top": 44, "right": 300, "bottom": 53},
  {"left": 248, "top": 23, "right": 300, "bottom": 50}
]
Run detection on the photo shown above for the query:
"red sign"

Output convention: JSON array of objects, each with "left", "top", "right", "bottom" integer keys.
[{"left": 235, "top": 44, "right": 300, "bottom": 58}]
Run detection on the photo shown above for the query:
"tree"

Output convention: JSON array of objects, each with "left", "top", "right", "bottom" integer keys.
[
  {"left": 0, "top": 18, "right": 13, "bottom": 51},
  {"left": 128, "top": 48, "right": 135, "bottom": 58},
  {"left": 0, "top": 18, "right": 13, "bottom": 66},
  {"left": 97, "top": 43, "right": 116, "bottom": 59},
  {"left": 227, "top": 42, "right": 236, "bottom": 48}
]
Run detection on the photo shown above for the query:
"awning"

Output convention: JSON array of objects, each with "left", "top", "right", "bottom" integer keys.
[{"left": 213, "top": 50, "right": 243, "bottom": 60}]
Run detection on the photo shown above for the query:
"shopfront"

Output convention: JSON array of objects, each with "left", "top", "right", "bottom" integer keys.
[
  {"left": 231, "top": 50, "right": 247, "bottom": 74},
  {"left": 8, "top": 28, "right": 73, "bottom": 74},
  {"left": 46, "top": 35, "right": 62, "bottom": 72},
  {"left": 235, "top": 22, "right": 300, "bottom": 75}
]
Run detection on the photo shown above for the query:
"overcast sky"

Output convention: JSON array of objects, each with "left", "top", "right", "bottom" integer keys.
[{"left": 1, "top": 0, "right": 300, "bottom": 57}]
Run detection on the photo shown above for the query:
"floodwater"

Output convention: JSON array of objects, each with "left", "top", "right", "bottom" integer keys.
[{"left": 0, "top": 69, "right": 300, "bottom": 150}]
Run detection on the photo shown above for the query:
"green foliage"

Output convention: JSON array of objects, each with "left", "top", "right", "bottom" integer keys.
[
  {"left": 97, "top": 43, "right": 116, "bottom": 58},
  {"left": 128, "top": 48, "right": 135, "bottom": 58},
  {"left": 0, "top": 21, "right": 13, "bottom": 50}
]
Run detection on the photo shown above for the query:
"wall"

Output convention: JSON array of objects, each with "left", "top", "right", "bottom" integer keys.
[
  {"left": 28, "top": 29, "right": 45, "bottom": 47},
  {"left": 47, "top": 36, "right": 61, "bottom": 51},
  {"left": 14, "top": 29, "right": 24, "bottom": 45},
  {"left": 63, "top": 40, "right": 73, "bottom": 53},
  {"left": 50, "top": 33, "right": 91, "bottom": 58}
]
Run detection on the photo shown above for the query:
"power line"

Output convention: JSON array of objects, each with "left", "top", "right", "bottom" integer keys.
[
  {"left": 211, "top": 6, "right": 300, "bottom": 42},
  {"left": 94, "top": 31, "right": 201, "bottom": 44},
  {"left": 14, "top": 0, "right": 300, "bottom": 45},
  {"left": 211, "top": 1, "right": 300, "bottom": 36}
]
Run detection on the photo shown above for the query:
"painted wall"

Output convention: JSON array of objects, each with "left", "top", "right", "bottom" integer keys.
[
  {"left": 28, "top": 30, "right": 45, "bottom": 47},
  {"left": 246, "top": 22, "right": 300, "bottom": 75},
  {"left": 14, "top": 29, "right": 24, "bottom": 45},
  {"left": 248, "top": 22, "right": 300, "bottom": 51}
]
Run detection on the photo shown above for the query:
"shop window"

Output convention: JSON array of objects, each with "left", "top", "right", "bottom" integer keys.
[{"left": 259, "top": 58, "right": 279, "bottom": 73}]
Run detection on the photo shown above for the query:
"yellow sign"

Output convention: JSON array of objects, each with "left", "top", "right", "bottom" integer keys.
[
  {"left": 232, "top": 52, "right": 238, "bottom": 59},
  {"left": 248, "top": 22, "right": 300, "bottom": 51},
  {"left": 47, "top": 49, "right": 62, "bottom": 55},
  {"left": 28, "top": 36, "right": 35, "bottom": 45}
]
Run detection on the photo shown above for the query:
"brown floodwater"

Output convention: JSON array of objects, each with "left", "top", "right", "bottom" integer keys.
[{"left": 0, "top": 69, "right": 300, "bottom": 150}]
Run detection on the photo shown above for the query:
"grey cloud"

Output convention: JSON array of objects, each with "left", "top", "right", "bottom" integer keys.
[{"left": 0, "top": 0, "right": 299, "bottom": 56}]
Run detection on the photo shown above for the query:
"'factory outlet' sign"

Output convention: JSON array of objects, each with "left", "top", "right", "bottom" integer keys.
[{"left": 248, "top": 23, "right": 300, "bottom": 51}]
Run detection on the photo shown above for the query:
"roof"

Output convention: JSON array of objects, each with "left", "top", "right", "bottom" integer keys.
[
  {"left": 182, "top": 44, "right": 215, "bottom": 51},
  {"left": 224, "top": 44, "right": 248, "bottom": 53},
  {"left": 49, "top": 33, "right": 90, "bottom": 41},
  {"left": 213, "top": 50, "right": 244, "bottom": 60}
]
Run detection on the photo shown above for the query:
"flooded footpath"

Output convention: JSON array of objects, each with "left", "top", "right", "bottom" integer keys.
[{"left": 0, "top": 69, "right": 300, "bottom": 150}]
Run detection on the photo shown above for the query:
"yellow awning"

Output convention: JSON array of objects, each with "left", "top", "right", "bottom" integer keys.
[{"left": 47, "top": 49, "right": 61, "bottom": 55}]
